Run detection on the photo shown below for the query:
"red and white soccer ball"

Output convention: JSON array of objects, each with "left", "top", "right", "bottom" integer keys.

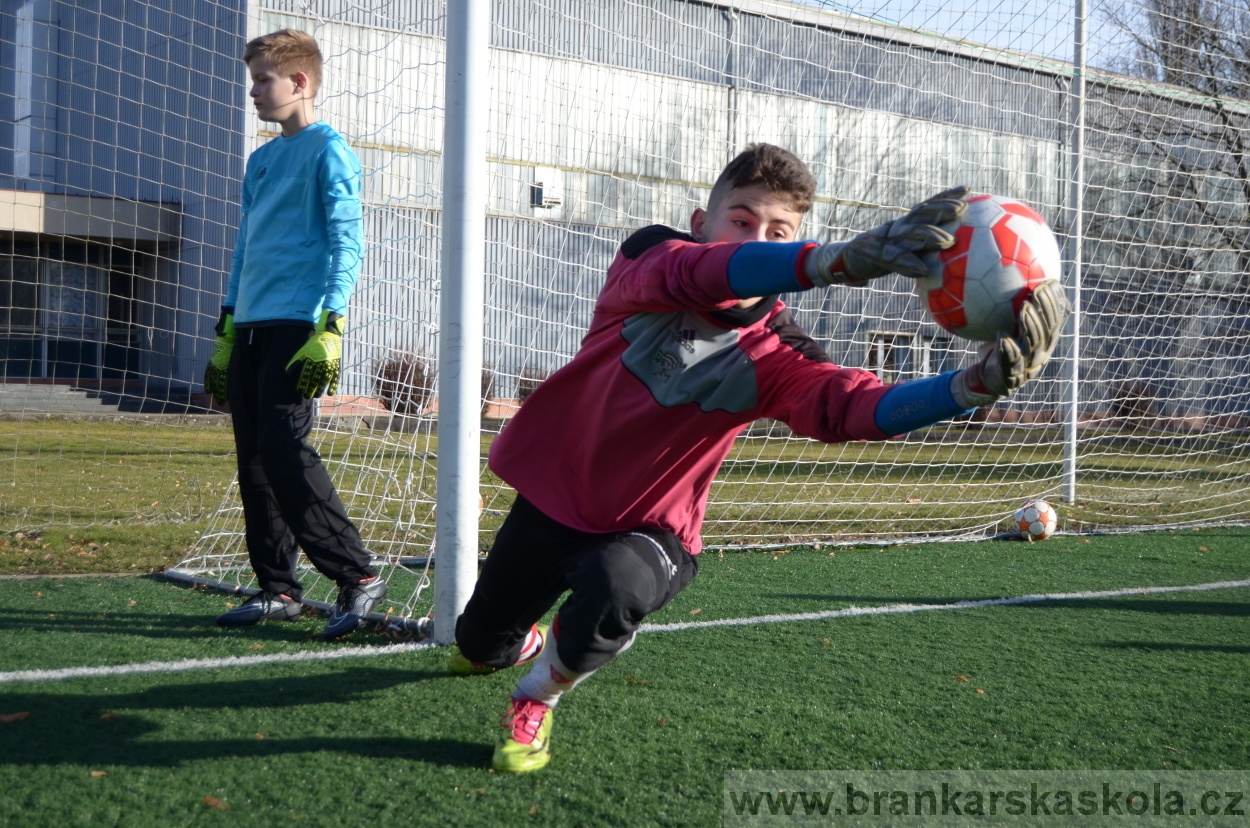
[
  {"left": 1013, "top": 499, "right": 1058, "bottom": 541},
  {"left": 913, "top": 194, "right": 1062, "bottom": 342}
]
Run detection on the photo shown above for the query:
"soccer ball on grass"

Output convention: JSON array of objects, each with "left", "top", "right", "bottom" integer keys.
[
  {"left": 913, "top": 194, "right": 1062, "bottom": 342},
  {"left": 1013, "top": 499, "right": 1058, "bottom": 541}
]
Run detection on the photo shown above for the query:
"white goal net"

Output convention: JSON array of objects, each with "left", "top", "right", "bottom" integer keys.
[{"left": 4, "top": 0, "right": 1249, "bottom": 627}]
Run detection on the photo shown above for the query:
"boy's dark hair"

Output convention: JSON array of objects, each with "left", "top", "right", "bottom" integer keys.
[
  {"left": 708, "top": 143, "right": 817, "bottom": 214},
  {"left": 243, "top": 29, "right": 323, "bottom": 94}
]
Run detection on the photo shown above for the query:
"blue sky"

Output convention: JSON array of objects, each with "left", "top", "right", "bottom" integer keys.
[{"left": 797, "top": 0, "right": 1136, "bottom": 65}]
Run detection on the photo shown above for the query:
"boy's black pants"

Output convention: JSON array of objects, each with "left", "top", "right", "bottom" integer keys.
[
  {"left": 227, "top": 325, "right": 376, "bottom": 600},
  {"left": 455, "top": 495, "right": 698, "bottom": 674}
]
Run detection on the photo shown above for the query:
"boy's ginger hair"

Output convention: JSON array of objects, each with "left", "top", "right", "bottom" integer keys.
[
  {"left": 709, "top": 143, "right": 817, "bottom": 214},
  {"left": 243, "top": 29, "right": 323, "bottom": 94}
]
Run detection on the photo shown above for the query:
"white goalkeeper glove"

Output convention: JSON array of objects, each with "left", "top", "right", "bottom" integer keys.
[
  {"left": 806, "top": 186, "right": 971, "bottom": 286},
  {"left": 950, "top": 280, "right": 1072, "bottom": 409}
]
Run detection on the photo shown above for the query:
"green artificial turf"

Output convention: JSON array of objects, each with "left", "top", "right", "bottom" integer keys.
[{"left": 0, "top": 530, "right": 1246, "bottom": 826}]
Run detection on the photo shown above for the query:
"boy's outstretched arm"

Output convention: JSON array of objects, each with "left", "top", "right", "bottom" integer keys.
[
  {"left": 770, "top": 281, "right": 1071, "bottom": 440},
  {"left": 723, "top": 187, "right": 970, "bottom": 298},
  {"left": 871, "top": 280, "right": 1070, "bottom": 434},
  {"left": 599, "top": 188, "right": 968, "bottom": 314}
]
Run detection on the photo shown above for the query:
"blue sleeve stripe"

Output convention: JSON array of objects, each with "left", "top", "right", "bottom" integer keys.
[
  {"left": 873, "top": 371, "right": 973, "bottom": 435},
  {"left": 726, "top": 241, "right": 812, "bottom": 298}
]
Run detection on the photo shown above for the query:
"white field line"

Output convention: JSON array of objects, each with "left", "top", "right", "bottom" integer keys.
[
  {"left": 640, "top": 578, "right": 1250, "bottom": 633},
  {"left": 1, "top": 578, "right": 1247, "bottom": 684},
  {"left": 0, "top": 641, "right": 436, "bottom": 684}
]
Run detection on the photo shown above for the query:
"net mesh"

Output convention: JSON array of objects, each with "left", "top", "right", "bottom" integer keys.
[{"left": 3, "top": 0, "right": 1248, "bottom": 624}]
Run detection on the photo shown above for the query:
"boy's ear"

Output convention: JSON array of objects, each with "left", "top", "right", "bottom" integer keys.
[
  {"left": 292, "top": 70, "right": 311, "bottom": 96},
  {"left": 690, "top": 207, "right": 707, "bottom": 242}
]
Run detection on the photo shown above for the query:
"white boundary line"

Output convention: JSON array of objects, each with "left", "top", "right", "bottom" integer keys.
[
  {"left": 0, "top": 641, "right": 436, "bottom": 685},
  {"left": 640, "top": 578, "right": 1250, "bottom": 632},
  {"left": 1, "top": 578, "right": 1247, "bottom": 684}
]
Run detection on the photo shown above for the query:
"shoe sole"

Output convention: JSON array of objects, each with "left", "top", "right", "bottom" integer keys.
[
  {"left": 492, "top": 744, "right": 552, "bottom": 773},
  {"left": 215, "top": 608, "right": 302, "bottom": 627}
]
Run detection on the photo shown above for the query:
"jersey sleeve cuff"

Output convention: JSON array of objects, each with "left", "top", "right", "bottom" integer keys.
[{"left": 872, "top": 371, "right": 974, "bottom": 435}]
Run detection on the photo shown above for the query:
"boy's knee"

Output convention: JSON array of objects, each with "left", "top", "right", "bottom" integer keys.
[
  {"left": 571, "top": 546, "right": 659, "bottom": 623},
  {"left": 569, "top": 531, "right": 694, "bottom": 631}
]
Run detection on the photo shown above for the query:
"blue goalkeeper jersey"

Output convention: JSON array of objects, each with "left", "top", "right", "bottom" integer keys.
[{"left": 225, "top": 121, "right": 363, "bottom": 327}]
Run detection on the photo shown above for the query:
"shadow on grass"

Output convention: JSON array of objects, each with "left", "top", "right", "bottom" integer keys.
[
  {"left": 768, "top": 596, "right": 1250, "bottom": 617},
  {"left": 0, "top": 607, "right": 377, "bottom": 644},
  {"left": 0, "top": 732, "right": 491, "bottom": 770},
  {"left": 1098, "top": 641, "right": 1250, "bottom": 654},
  {"left": 0, "top": 668, "right": 491, "bottom": 768}
]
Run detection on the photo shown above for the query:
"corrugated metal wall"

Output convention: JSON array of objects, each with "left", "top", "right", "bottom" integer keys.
[
  {"left": 256, "top": 0, "right": 1245, "bottom": 424},
  {"left": 264, "top": 4, "right": 1072, "bottom": 402}
]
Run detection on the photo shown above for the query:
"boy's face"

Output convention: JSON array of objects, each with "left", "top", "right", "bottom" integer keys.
[
  {"left": 689, "top": 184, "right": 804, "bottom": 246},
  {"left": 247, "top": 55, "right": 310, "bottom": 128}
]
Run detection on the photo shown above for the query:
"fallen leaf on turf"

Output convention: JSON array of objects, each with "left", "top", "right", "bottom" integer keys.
[
  {"left": 89, "top": 771, "right": 107, "bottom": 778},
  {"left": 955, "top": 676, "right": 969, "bottom": 682},
  {"left": 906, "top": 497, "right": 922, "bottom": 504},
  {"left": 251, "top": 643, "right": 265, "bottom": 650},
  {"left": 822, "top": 638, "right": 830, "bottom": 647},
  {"left": 1163, "top": 745, "right": 1186, "bottom": 753},
  {"left": 127, "top": 600, "right": 137, "bottom": 607},
  {"left": 976, "top": 688, "right": 985, "bottom": 694},
  {"left": 0, "top": 712, "right": 30, "bottom": 723},
  {"left": 100, "top": 713, "right": 117, "bottom": 721},
  {"left": 224, "top": 602, "right": 236, "bottom": 608},
  {"left": 1080, "top": 539, "right": 1091, "bottom": 544},
  {"left": 255, "top": 733, "right": 265, "bottom": 740},
  {"left": 658, "top": 717, "right": 667, "bottom": 726},
  {"left": 33, "top": 591, "right": 41, "bottom": 598},
  {"left": 688, "top": 607, "right": 702, "bottom": 615},
  {"left": 528, "top": 805, "right": 539, "bottom": 816},
  {"left": 625, "top": 675, "right": 649, "bottom": 686},
  {"left": 203, "top": 796, "right": 229, "bottom": 811},
  {"left": 1198, "top": 546, "right": 1209, "bottom": 552}
]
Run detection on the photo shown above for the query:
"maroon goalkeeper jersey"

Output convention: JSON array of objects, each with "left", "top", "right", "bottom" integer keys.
[{"left": 488, "top": 226, "right": 893, "bottom": 554}]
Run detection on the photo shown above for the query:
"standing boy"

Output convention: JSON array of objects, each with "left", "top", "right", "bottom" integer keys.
[
  {"left": 450, "top": 144, "right": 1070, "bottom": 771},
  {"left": 204, "top": 29, "right": 385, "bottom": 640}
]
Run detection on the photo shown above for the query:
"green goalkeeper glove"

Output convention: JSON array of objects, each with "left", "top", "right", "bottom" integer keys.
[
  {"left": 286, "top": 310, "right": 344, "bottom": 399},
  {"left": 806, "top": 186, "right": 971, "bottom": 286},
  {"left": 203, "top": 310, "right": 235, "bottom": 405},
  {"left": 951, "top": 280, "right": 1071, "bottom": 408}
]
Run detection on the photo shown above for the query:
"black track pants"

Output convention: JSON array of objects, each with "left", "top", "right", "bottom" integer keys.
[
  {"left": 455, "top": 495, "right": 698, "bottom": 673},
  {"left": 227, "top": 325, "right": 376, "bottom": 599}
]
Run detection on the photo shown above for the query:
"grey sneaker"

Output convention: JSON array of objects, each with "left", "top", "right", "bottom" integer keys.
[
  {"left": 216, "top": 591, "right": 302, "bottom": 627},
  {"left": 322, "top": 577, "right": 387, "bottom": 640}
]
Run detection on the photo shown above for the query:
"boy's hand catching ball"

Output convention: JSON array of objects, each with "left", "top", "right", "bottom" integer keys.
[
  {"left": 806, "top": 186, "right": 971, "bottom": 286},
  {"left": 950, "top": 280, "right": 1071, "bottom": 408}
]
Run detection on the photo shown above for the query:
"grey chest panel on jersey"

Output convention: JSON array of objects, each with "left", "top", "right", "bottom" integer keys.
[{"left": 620, "top": 310, "right": 759, "bottom": 413}]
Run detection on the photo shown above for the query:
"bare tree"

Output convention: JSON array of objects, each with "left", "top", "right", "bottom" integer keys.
[{"left": 1090, "top": 0, "right": 1250, "bottom": 290}]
